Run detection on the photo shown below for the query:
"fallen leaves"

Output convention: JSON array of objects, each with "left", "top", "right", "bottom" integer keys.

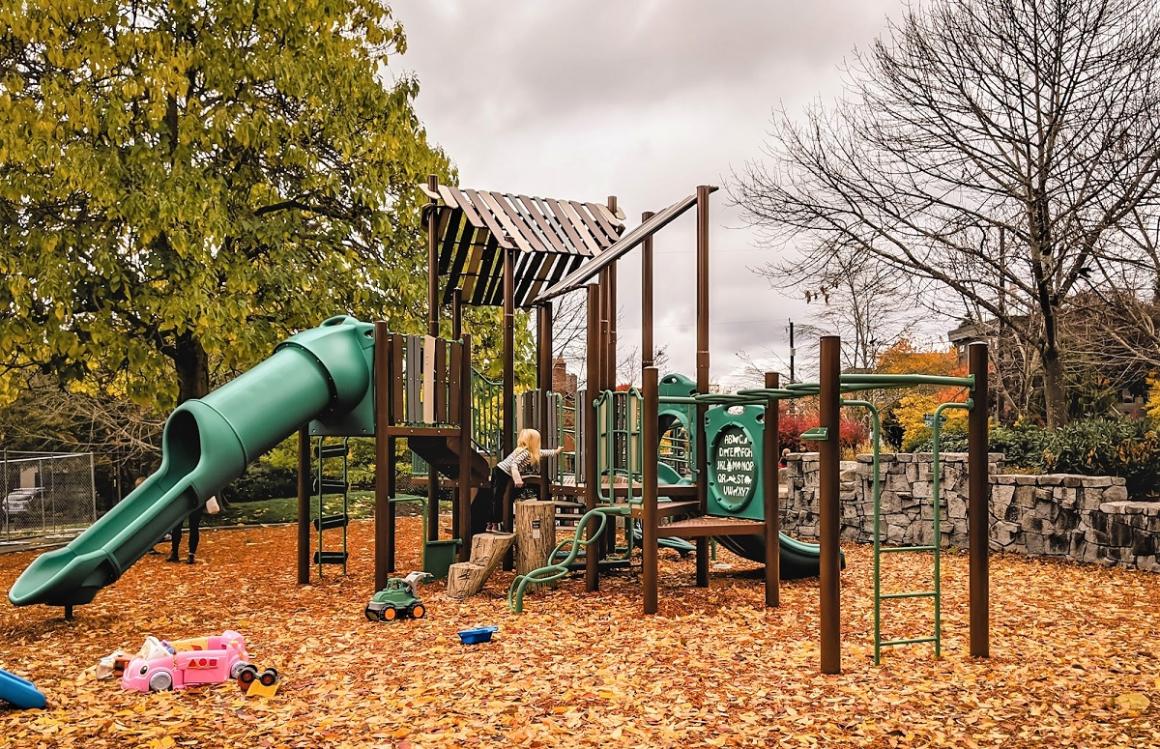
[{"left": 0, "top": 517, "right": 1158, "bottom": 747}]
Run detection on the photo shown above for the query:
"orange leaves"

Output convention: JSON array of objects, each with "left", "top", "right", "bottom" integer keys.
[{"left": 0, "top": 517, "right": 1159, "bottom": 747}]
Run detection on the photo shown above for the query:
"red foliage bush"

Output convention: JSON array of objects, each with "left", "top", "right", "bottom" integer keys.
[{"left": 777, "top": 403, "right": 867, "bottom": 452}]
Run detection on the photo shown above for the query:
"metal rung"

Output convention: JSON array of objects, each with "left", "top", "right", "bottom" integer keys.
[
  {"left": 880, "top": 590, "right": 937, "bottom": 600},
  {"left": 313, "top": 514, "right": 349, "bottom": 531},
  {"left": 317, "top": 444, "right": 349, "bottom": 459},
  {"left": 313, "top": 551, "right": 348, "bottom": 564},
  {"left": 879, "top": 545, "right": 937, "bottom": 554},
  {"left": 314, "top": 479, "right": 348, "bottom": 494},
  {"left": 881, "top": 636, "right": 938, "bottom": 648}
]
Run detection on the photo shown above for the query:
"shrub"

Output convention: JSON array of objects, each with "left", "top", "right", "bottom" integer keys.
[
  {"left": 221, "top": 462, "right": 298, "bottom": 504},
  {"left": 912, "top": 418, "right": 1160, "bottom": 497},
  {"left": 1041, "top": 418, "right": 1160, "bottom": 497},
  {"left": 778, "top": 406, "right": 867, "bottom": 453}
]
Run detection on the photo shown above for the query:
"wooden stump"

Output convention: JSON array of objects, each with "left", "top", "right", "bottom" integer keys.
[
  {"left": 446, "top": 532, "right": 515, "bottom": 599},
  {"left": 515, "top": 500, "right": 557, "bottom": 577}
]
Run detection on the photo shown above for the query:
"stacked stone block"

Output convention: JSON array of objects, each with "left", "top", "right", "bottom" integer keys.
[{"left": 781, "top": 452, "right": 1154, "bottom": 571}]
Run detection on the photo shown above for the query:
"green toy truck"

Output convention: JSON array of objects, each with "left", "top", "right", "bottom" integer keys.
[{"left": 364, "top": 572, "right": 431, "bottom": 621}]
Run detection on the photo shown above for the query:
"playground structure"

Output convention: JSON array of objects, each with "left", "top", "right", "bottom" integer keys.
[{"left": 7, "top": 179, "right": 991, "bottom": 674}]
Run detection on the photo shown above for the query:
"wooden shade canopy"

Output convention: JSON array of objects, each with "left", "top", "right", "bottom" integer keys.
[
  {"left": 533, "top": 189, "right": 712, "bottom": 304},
  {"left": 419, "top": 183, "right": 626, "bottom": 309}
]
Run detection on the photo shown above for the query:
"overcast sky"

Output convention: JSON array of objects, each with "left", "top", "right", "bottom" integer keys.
[{"left": 395, "top": 1, "right": 912, "bottom": 388}]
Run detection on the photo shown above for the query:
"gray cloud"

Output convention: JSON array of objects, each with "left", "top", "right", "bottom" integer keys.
[{"left": 394, "top": 0, "right": 910, "bottom": 387}]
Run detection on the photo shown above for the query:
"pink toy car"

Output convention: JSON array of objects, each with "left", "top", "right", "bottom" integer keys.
[{"left": 121, "top": 631, "right": 249, "bottom": 693}]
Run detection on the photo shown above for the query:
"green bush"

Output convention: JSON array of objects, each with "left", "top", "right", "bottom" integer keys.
[
  {"left": 221, "top": 462, "right": 298, "bottom": 503},
  {"left": 912, "top": 418, "right": 1160, "bottom": 496},
  {"left": 1040, "top": 418, "right": 1160, "bottom": 496}
]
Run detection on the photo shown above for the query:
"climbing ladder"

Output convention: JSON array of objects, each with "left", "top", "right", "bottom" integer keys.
[
  {"left": 869, "top": 399, "right": 971, "bottom": 663},
  {"left": 313, "top": 437, "right": 350, "bottom": 575}
]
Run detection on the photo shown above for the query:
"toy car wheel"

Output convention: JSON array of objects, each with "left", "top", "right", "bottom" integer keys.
[
  {"left": 364, "top": 608, "right": 378, "bottom": 621},
  {"left": 258, "top": 668, "right": 279, "bottom": 687},
  {"left": 237, "top": 664, "right": 259, "bottom": 685},
  {"left": 381, "top": 607, "right": 398, "bottom": 621},
  {"left": 410, "top": 604, "right": 426, "bottom": 619},
  {"left": 148, "top": 671, "right": 173, "bottom": 692},
  {"left": 230, "top": 661, "right": 252, "bottom": 680}
]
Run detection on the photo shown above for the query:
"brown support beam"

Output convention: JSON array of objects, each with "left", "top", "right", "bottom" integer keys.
[
  {"left": 296, "top": 427, "right": 311, "bottom": 585},
  {"left": 763, "top": 371, "right": 780, "bottom": 608},
  {"left": 537, "top": 302, "right": 553, "bottom": 502},
  {"left": 585, "top": 282, "right": 601, "bottom": 592},
  {"left": 607, "top": 194, "right": 619, "bottom": 386},
  {"left": 694, "top": 185, "right": 712, "bottom": 588},
  {"left": 503, "top": 246, "right": 516, "bottom": 457},
  {"left": 451, "top": 287, "right": 463, "bottom": 341},
  {"left": 458, "top": 334, "right": 474, "bottom": 562},
  {"left": 643, "top": 366, "right": 659, "bottom": 614},
  {"left": 607, "top": 262, "right": 617, "bottom": 386},
  {"left": 374, "top": 323, "right": 393, "bottom": 589},
  {"left": 819, "top": 335, "right": 841, "bottom": 674},
  {"left": 968, "top": 342, "right": 990, "bottom": 658},
  {"left": 641, "top": 210, "right": 655, "bottom": 368},
  {"left": 427, "top": 174, "right": 440, "bottom": 337},
  {"left": 426, "top": 175, "right": 441, "bottom": 546}
]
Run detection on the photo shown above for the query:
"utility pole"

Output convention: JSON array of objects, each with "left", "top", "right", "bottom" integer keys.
[{"left": 788, "top": 320, "right": 796, "bottom": 384}]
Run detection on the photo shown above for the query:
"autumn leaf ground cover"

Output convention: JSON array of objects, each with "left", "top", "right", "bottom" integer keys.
[{"left": 2, "top": 517, "right": 1159, "bottom": 748}]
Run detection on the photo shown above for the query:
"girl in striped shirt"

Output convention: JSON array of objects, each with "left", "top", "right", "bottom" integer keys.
[{"left": 486, "top": 428, "right": 561, "bottom": 532}]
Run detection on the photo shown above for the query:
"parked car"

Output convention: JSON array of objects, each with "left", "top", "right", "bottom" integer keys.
[
  {"left": 121, "top": 631, "right": 249, "bottom": 692},
  {"left": 1, "top": 487, "right": 41, "bottom": 528}
]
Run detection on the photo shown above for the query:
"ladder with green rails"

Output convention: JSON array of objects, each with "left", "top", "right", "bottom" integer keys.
[
  {"left": 862, "top": 398, "right": 971, "bottom": 663},
  {"left": 313, "top": 437, "right": 351, "bottom": 576}
]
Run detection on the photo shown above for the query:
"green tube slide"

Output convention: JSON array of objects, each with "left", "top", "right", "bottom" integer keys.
[{"left": 8, "top": 316, "right": 374, "bottom": 608}]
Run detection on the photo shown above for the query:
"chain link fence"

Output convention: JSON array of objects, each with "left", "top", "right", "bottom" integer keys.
[{"left": 1, "top": 451, "right": 97, "bottom": 541}]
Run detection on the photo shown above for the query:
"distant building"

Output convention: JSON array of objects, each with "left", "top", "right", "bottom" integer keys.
[{"left": 946, "top": 316, "right": 1148, "bottom": 420}]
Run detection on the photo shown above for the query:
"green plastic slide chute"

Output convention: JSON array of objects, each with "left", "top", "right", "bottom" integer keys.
[{"left": 8, "top": 316, "right": 375, "bottom": 608}]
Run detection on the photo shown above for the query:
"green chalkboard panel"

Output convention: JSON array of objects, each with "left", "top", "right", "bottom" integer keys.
[
  {"left": 710, "top": 423, "right": 758, "bottom": 514},
  {"left": 705, "top": 403, "right": 766, "bottom": 520}
]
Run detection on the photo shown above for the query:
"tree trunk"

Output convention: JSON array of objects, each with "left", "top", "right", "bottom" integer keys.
[
  {"left": 1041, "top": 344, "right": 1068, "bottom": 428},
  {"left": 174, "top": 331, "right": 210, "bottom": 404},
  {"left": 445, "top": 532, "right": 514, "bottom": 599},
  {"left": 515, "top": 500, "right": 556, "bottom": 577}
]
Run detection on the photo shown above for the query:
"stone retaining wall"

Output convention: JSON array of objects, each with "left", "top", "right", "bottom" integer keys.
[{"left": 781, "top": 452, "right": 1156, "bottom": 571}]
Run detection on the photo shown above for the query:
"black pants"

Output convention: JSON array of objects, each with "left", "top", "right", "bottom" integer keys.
[
  {"left": 172, "top": 508, "right": 203, "bottom": 556},
  {"left": 488, "top": 467, "right": 513, "bottom": 528}
]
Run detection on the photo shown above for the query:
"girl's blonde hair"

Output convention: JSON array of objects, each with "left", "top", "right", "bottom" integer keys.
[{"left": 517, "top": 428, "right": 542, "bottom": 464}]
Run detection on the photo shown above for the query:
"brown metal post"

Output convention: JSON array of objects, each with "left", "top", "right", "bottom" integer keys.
[
  {"left": 763, "top": 371, "right": 780, "bottom": 608},
  {"left": 503, "top": 246, "right": 516, "bottom": 457},
  {"left": 426, "top": 176, "right": 441, "bottom": 546},
  {"left": 641, "top": 210, "right": 655, "bottom": 368},
  {"left": 458, "top": 334, "right": 474, "bottom": 562},
  {"left": 374, "top": 323, "right": 393, "bottom": 589},
  {"left": 968, "top": 342, "right": 990, "bottom": 658},
  {"left": 585, "top": 282, "right": 601, "bottom": 592},
  {"left": 537, "top": 302, "right": 553, "bottom": 502},
  {"left": 451, "top": 287, "right": 463, "bottom": 341},
  {"left": 694, "top": 185, "right": 712, "bottom": 587},
  {"left": 296, "top": 427, "right": 311, "bottom": 585},
  {"left": 607, "top": 195, "right": 619, "bottom": 385},
  {"left": 427, "top": 174, "right": 440, "bottom": 336},
  {"left": 643, "top": 366, "right": 659, "bottom": 614},
  {"left": 607, "top": 263, "right": 617, "bottom": 386},
  {"left": 819, "top": 335, "right": 841, "bottom": 674}
]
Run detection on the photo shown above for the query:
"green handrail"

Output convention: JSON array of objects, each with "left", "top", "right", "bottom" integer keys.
[
  {"left": 507, "top": 505, "right": 628, "bottom": 613},
  {"left": 593, "top": 389, "right": 644, "bottom": 505},
  {"left": 471, "top": 369, "right": 503, "bottom": 455}
]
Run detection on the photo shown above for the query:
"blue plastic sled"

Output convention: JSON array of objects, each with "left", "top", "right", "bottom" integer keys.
[{"left": 0, "top": 668, "right": 46, "bottom": 709}]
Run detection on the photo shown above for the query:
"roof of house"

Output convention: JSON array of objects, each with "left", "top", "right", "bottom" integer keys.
[{"left": 420, "top": 184, "right": 626, "bottom": 308}]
